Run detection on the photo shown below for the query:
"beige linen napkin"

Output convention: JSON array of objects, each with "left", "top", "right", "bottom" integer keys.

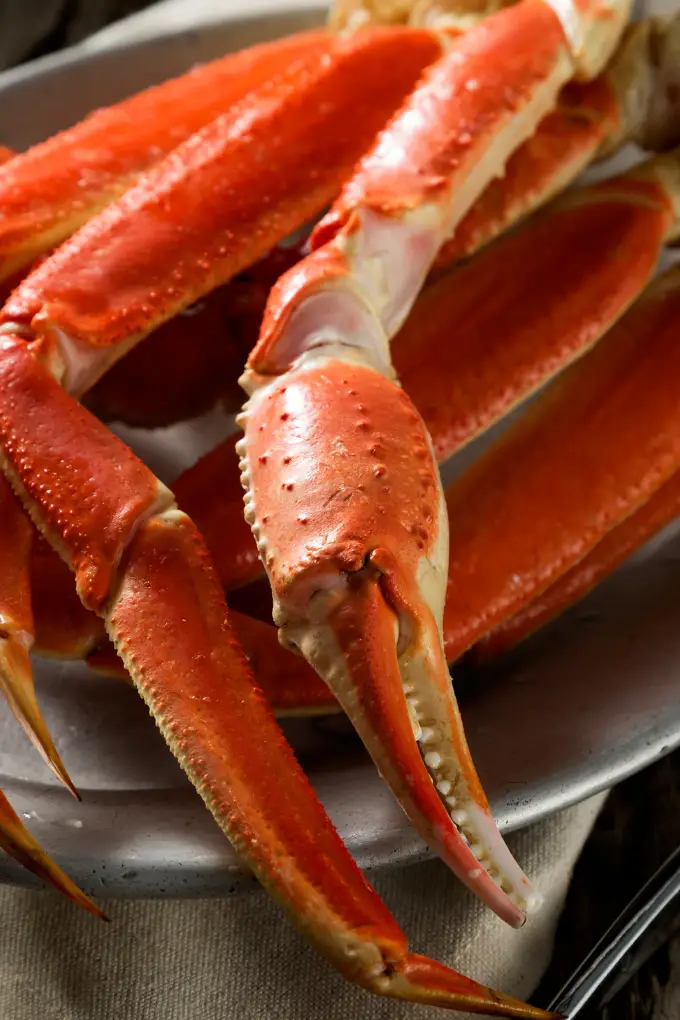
[{"left": 0, "top": 792, "right": 606, "bottom": 1020}]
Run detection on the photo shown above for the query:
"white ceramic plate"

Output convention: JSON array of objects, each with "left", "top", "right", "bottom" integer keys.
[{"left": 0, "top": 3, "right": 679, "bottom": 899}]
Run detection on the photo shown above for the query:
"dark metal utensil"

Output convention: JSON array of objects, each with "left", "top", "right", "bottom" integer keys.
[{"left": 543, "top": 845, "right": 680, "bottom": 1017}]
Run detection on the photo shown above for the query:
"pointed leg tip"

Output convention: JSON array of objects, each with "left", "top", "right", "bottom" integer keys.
[
  {"left": 389, "top": 954, "right": 557, "bottom": 1018},
  {"left": 50, "top": 759, "right": 80, "bottom": 800},
  {"left": 0, "top": 636, "right": 79, "bottom": 798},
  {"left": 83, "top": 898, "right": 109, "bottom": 922}
]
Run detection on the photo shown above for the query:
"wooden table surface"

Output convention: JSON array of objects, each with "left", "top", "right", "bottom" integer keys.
[{"left": 2, "top": 2, "right": 679, "bottom": 1015}]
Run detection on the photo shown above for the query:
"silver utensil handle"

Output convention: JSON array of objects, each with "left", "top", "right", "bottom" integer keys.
[{"left": 546, "top": 846, "right": 680, "bottom": 1017}]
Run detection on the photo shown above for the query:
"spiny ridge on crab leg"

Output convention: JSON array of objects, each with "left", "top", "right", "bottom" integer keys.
[
  {"left": 0, "top": 29, "right": 332, "bottom": 284},
  {"left": 471, "top": 264, "right": 680, "bottom": 663},
  {"left": 0, "top": 340, "right": 551, "bottom": 1017},
  {"left": 0, "top": 476, "right": 77, "bottom": 795}
]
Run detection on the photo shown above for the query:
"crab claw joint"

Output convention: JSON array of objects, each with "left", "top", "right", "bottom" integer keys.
[{"left": 238, "top": 352, "right": 540, "bottom": 928}]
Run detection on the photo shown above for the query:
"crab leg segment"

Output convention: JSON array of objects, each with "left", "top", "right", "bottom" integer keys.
[
  {"left": 442, "top": 248, "right": 680, "bottom": 664},
  {"left": 0, "top": 338, "right": 552, "bottom": 1016},
  {"left": 0, "top": 789, "right": 105, "bottom": 918},
  {"left": 0, "top": 26, "right": 441, "bottom": 396},
  {"left": 25, "top": 527, "right": 338, "bottom": 716},
  {"left": 394, "top": 154, "right": 678, "bottom": 462},
  {"left": 304, "top": 0, "right": 578, "bottom": 340},
  {"left": 472, "top": 266, "right": 680, "bottom": 662},
  {"left": 0, "top": 30, "right": 333, "bottom": 283},
  {"left": 0, "top": 477, "right": 77, "bottom": 794},
  {"left": 433, "top": 12, "right": 680, "bottom": 267}
]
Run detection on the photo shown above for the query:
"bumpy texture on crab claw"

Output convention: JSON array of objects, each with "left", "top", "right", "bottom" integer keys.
[
  {"left": 471, "top": 264, "right": 680, "bottom": 663},
  {"left": 239, "top": 359, "right": 537, "bottom": 926},
  {"left": 0, "top": 30, "right": 332, "bottom": 284},
  {"left": 0, "top": 345, "right": 554, "bottom": 1015},
  {"left": 0, "top": 476, "right": 77, "bottom": 796},
  {"left": 0, "top": 788, "right": 105, "bottom": 918}
]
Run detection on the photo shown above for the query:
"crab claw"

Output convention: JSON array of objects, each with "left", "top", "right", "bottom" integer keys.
[
  {"left": 0, "top": 789, "right": 105, "bottom": 918},
  {"left": 238, "top": 356, "right": 539, "bottom": 928}
]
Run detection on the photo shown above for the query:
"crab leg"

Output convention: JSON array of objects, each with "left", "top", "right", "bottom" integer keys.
[
  {"left": 39, "top": 12, "right": 675, "bottom": 434},
  {"left": 0, "top": 478, "right": 78, "bottom": 793},
  {"left": 26, "top": 530, "right": 338, "bottom": 716},
  {"left": 87, "top": 611, "right": 340, "bottom": 718},
  {"left": 394, "top": 152, "right": 679, "bottom": 462},
  {"left": 106, "top": 146, "right": 680, "bottom": 643},
  {"left": 433, "top": 12, "right": 680, "bottom": 268},
  {"left": 0, "top": 29, "right": 335, "bottom": 283},
  {"left": 441, "top": 246, "right": 680, "bottom": 663},
  {"left": 471, "top": 266, "right": 680, "bottom": 663}
]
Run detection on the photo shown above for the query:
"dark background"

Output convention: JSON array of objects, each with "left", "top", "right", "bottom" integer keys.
[{"left": 0, "top": 0, "right": 154, "bottom": 71}]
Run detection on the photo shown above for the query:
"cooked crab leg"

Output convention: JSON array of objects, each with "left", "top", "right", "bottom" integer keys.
[
  {"left": 95, "top": 142, "right": 680, "bottom": 659},
  {"left": 441, "top": 247, "right": 680, "bottom": 664},
  {"left": 15, "top": 11, "right": 673, "bottom": 436},
  {"left": 8, "top": 9, "right": 670, "bottom": 431},
  {"left": 87, "top": 610, "right": 340, "bottom": 717},
  {"left": 471, "top": 265, "right": 680, "bottom": 663},
  {"left": 27, "top": 153, "right": 680, "bottom": 718},
  {"left": 240, "top": 0, "right": 632, "bottom": 925},
  {"left": 433, "top": 12, "right": 680, "bottom": 268},
  {"left": 0, "top": 29, "right": 335, "bottom": 283},
  {"left": 395, "top": 152, "right": 679, "bottom": 462}
]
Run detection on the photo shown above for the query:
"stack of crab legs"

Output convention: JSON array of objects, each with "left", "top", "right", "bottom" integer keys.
[{"left": 0, "top": 0, "right": 679, "bottom": 1011}]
